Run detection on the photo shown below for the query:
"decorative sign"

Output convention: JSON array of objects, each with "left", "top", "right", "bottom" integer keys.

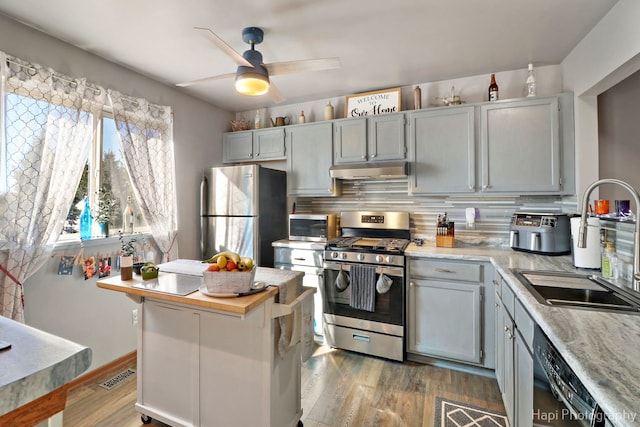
[{"left": 345, "top": 88, "right": 401, "bottom": 118}]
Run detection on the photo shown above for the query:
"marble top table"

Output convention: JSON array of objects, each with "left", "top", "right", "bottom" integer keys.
[{"left": 0, "top": 316, "right": 91, "bottom": 420}]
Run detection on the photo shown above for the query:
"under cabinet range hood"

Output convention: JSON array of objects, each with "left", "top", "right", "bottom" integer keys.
[{"left": 329, "top": 161, "right": 408, "bottom": 180}]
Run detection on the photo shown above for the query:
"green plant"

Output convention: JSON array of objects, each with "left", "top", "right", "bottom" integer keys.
[
  {"left": 119, "top": 231, "right": 137, "bottom": 257},
  {"left": 95, "top": 187, "right": 120, "bottom": 225}
]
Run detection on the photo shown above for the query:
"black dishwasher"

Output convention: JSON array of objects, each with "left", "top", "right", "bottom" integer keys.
[{"left": 533, "top": 326, "right": 611, "bottom": 427}]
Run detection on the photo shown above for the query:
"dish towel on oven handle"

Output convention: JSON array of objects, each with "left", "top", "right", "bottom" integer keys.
[{"left": 350, "top": 264, "right": 376, "bottom": 312}]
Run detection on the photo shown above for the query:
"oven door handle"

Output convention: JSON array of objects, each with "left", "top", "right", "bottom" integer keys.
[{"left": 323, "top": 262, "right": 403, "bottom": 278}]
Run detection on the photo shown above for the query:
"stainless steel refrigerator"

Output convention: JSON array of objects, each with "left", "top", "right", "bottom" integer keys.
[{"left": 200, "top": 164, "right": 287, "bottom": 267}]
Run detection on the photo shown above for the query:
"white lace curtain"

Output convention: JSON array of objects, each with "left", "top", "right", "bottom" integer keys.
[
  {"left": 108, "top": 90, "right": 178, "bottom": 262},
  {"left": 0, "top": 52, "right": 106, "bottom": 321}
]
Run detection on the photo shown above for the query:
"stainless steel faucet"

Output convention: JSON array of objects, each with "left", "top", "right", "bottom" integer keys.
[{"left": 578, "top": 179, "right": 640, "bottom": 292}]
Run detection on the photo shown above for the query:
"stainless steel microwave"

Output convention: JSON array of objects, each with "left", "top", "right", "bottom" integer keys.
[{"left": 288, "top": 214, "right": 338, "bottom": 242}]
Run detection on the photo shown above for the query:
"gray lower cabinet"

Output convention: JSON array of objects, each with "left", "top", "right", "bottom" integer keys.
[
  {"left": 407, "top": 258, "right": 494, "bottom": 367},
  {"left": 333, "top": 113, "right": 406, "bottom": 164},
  {"left": 494, "top": 273, "right": 534, "bottom": 427},
  {"left": 286, "top": 122, "right": 339, "bottom": 197},
  {"left": 222, "top": 128, "right": 286, "bottom": 163}
]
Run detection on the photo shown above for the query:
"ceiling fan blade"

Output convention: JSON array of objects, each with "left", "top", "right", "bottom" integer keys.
[
  {"left": 265, "top": 57, "right": 341, "bottom": 76},
  {"left": 176, "top": 72, "right": 236, "bottom": 87},
  {"left": 194, "top": 27, "right": 253, "bottom": 68},
  {"left": 268, "top": 82, "right": 286, "bottom": 104}
]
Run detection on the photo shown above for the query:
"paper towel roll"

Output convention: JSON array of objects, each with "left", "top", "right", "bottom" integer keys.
[{"left": 570, "top": 217, "right": 601, "bottom": 269}]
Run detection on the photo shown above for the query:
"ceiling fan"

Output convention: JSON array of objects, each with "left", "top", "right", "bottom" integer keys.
[{"left": 176, "top": 27, "right": 341, "bottom": 103}]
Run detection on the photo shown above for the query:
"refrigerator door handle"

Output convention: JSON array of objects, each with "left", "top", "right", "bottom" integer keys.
[{"left": 200, "top": 175, "right": 208, "bottom": 257}]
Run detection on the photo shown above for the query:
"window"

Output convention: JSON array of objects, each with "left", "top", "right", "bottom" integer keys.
[{"left": 60, "top": 113, "right": 147, "bottom": 240}]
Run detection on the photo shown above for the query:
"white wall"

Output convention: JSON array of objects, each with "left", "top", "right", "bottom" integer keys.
[
  {"left": 562, "top": 0, "right": 640, "bottom": 203},
  {"left": 0, "top": 15, "right": 234, "bottom": 369}
]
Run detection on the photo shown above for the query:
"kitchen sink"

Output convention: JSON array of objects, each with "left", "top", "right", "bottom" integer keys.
[{"left": 511, "top": 269, "right": 640, "bottom": 314}]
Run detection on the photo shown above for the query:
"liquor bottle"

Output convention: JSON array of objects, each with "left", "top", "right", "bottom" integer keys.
[
  {"left": 413, "top": 86, "right": 422, "bottom": 109},
  {"left": 488, "top": 74, "right": 499, "bottom": 101},
  {"left": 526, "top": 63, "right": 537, "bottom": 97},
  {"left": 299, "top": 110, "right": 306, "bottom": 124},
  {"left": 254, "top": 110, "right": 261, "bottom": 129},
  {"left": 79, "top": 196, "right": 93, "bottom": 240},
  {"left": 123, "top": 196, "right": 134, "bottom": 234}
]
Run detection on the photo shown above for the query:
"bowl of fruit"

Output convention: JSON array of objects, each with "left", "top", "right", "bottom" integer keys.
[{"left": 202, "top": 251, "right": 256, "bottom": 294}]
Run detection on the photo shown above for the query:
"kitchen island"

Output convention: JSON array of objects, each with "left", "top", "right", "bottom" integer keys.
[
  {"left": 0, "top": 316, "right": 91, "bottom": 426},
  {"left": 406, "top": 242, "right": 640, "bottom": 426},
  {"left": 97, "top": 267, "right": 314, "bottom": 427}
]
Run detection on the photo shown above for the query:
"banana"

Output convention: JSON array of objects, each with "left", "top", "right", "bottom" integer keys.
[
  {"left": 202, "top": 250, "right": 241, "bottom": 264},
  {"left": 240, "top": 256, "right": 254, "bottom": 269}
]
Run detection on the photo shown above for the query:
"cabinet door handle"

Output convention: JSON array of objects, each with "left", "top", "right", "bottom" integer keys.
[
  {"left": 469, "top": 185, "right": 474, "bottom": 191},
  {"left": 492, "top": 279, "right": 499, "bottom": 286},
  {"left": 361, "top": 155, "right": 366, "bottom": 159},
  {"left": 495, "top": 302, "right": 500, "bottom": 307},
  {"left": 293, "top": 257, "right": 306, "bottom": 261},
  {"left": 482, "top": 184, "right": 489, "bottom": 190},
  {"left": 435, "top": 268, "right": 456, "bottom": 274}
]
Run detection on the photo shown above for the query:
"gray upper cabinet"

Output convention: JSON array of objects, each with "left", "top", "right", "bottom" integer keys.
[
  {"left": 333, "top": 118, "right": 368, "bottom": 163},
  {"left": 286, "top": 122, "right": 339, "bottom": 197},
  {"left": 253, "top": 128, "right": 286, "bottom": 160},
  {"left": 480, "top": 96, "right": 560, "bottom": 193},
  {"left": 408, "top": 106, "right": 475, "bottom": 195},
  {"left": 222, "top": 130, "right": 253, "bottom": 163},
  {"left": 334, "top": 113, "right": 406, "bottom": 164},
  {"left": 407, "top": 93, "right": 573, "bottom": 196},
  {"left": 223, "top": 128, "right": 286, "bottom": 163}
]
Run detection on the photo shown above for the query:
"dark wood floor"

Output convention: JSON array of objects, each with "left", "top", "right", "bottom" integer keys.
[{"left": 63, "top": 343, "right": 504, "bottom": 427}]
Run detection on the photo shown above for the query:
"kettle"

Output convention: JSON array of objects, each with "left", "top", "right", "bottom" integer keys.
[{"left": 271, "top": 116, "right": 289, "bottom": 127}]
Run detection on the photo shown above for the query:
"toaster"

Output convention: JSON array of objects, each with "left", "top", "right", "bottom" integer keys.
[{"left": 509, "top": 212, "right": 571, "bottom": 255}]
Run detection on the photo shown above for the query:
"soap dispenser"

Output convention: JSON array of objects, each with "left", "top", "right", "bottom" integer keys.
[{"left": 602, "top": 242, "right": 618, "bottom": 278}]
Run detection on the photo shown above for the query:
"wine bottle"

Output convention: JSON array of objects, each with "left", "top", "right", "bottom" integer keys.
[
  {"left": 526, "top": 63, "right": 537, "bottom": 97},
  {"left": 488, "top": 74, "right": 499, "bottom": 101}
]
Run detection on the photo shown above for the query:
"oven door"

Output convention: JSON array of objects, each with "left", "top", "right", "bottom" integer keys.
[{"left": 322, "top": 260, "right": 404, "bottom": 327}]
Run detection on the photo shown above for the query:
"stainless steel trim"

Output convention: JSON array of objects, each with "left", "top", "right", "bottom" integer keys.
[
  {"left": 339, "top": 211, "right": 410, "bottom": 230},
  {"left": 324, "top": 313, "right": 403, "bottom": 337},
  {"left": 329, "top": 161, "right": 408, "bottom": 180},
  {"left": 323, "top": 261, "right": 404, "bottom": 277}
]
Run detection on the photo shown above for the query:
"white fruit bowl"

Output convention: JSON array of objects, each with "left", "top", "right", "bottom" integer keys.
[{"left": 202, "top": 267, "right": 256, "bottom": 294}]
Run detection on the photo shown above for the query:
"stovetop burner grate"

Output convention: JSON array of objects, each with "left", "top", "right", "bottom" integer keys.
[{"left": 326, "top": 236, "right": 410, "bottom": 254}]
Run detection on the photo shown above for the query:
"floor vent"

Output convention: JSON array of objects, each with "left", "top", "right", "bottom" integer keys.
[{"left": 98, "top": 368, "right": 136, "bottom": 390}]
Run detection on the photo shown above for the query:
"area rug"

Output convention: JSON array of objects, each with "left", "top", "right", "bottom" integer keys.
[{"left": 434, "top": 396, "right": 508, "bottom": 427}]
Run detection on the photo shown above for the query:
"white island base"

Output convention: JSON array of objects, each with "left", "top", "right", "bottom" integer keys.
[{"left": 97, "top": 268, "right": 313, "bottom": 427}]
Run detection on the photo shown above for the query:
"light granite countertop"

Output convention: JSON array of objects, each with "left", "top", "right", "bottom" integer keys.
[
  {"left": 0, "top": 316, "right": 92, "bottom": 416},
  {"left": 406, "top": 242, "right": 640, "bottom": 426}
]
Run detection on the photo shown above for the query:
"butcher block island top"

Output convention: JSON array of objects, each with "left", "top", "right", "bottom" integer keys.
[{"left": 96, "top": 268, "right": 280, "bottom": 315}]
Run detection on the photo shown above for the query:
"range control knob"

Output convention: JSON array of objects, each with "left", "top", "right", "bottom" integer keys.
[
  {"left": 375, "top": 255, "right": 384, "bottom": 263},
  {"left": 340, "top": 252, "right": 348, "bottom": 260},
  {"left": 331, "top": 252, "right": 339, "bottom": 259},
  {"left": 357, "top": 253, "right": 365, "bottom": 261},
  {"left": 386, "top": 256, "right": 394, "bottom": 263}
]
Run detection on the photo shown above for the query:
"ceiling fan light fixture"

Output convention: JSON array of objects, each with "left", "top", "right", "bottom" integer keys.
[{"left": 235, "top": 66, "right": 270, "bottom": 96}]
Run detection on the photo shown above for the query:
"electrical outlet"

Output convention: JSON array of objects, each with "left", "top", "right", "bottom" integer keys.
[{"left": 132, "top": 309, "right": 138, "bottom": 325}]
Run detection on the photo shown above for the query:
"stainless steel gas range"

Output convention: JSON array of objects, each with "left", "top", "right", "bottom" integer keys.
[{"left": 322, "top": 211, "right": 410, "bottom": 361}]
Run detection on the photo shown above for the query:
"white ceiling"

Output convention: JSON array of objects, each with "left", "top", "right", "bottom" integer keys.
[{"left": 0, "top": 0, "right": 618, "bottom": 112}]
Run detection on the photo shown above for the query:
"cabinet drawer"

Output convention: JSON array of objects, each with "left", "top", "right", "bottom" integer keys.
[
  {"left": 274, "top": 248, "right": 323, "bottom": 267},
  {"left": 409, "top": 259, "right": 482, "bottom": 283},
  {"left": 501, "top": 281, "right": 516, "bottom": 316},
  {"left": 515, "top": 300, "right": 534, "bottom": 349}
]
